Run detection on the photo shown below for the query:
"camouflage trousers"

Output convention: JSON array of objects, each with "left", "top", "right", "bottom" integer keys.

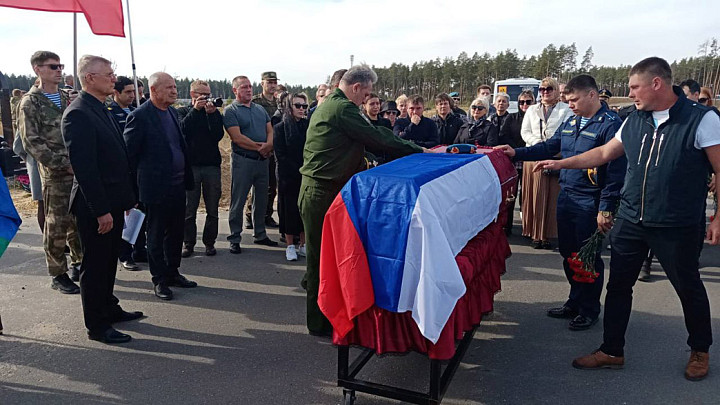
[{"left": 42, "top": 174, "right": 82, "bottom": 277}]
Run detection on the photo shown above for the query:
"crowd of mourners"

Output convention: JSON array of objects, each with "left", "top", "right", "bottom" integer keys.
[{"left": 6, "top": 49, "right": 720, "bottom": 383}]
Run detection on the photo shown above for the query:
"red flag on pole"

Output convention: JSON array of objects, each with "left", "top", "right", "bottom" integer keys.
[{"left": 0, "top": 0, "right": 125, "bottom": 37}]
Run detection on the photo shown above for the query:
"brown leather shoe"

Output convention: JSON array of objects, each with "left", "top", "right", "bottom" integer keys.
[
  {"left": 685, "top": 351, "right": 709, "bottom": 381},
  {"left": 572, "top": 350, "right": 624, "bottom": 370}
]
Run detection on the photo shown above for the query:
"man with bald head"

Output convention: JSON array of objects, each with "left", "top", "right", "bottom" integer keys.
[{"left": 124, "top": 72, "right": 198, "bottom": 301}]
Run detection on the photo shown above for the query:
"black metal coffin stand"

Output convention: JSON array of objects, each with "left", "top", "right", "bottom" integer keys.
[{"left": 337, "top": 325, "right": 477, "bottom": 405}]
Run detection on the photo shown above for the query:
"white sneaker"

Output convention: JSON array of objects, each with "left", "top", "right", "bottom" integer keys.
[
  {"left": 297, "top": 245, "right": 306, "bottom": 257},
  {"left": 286, "top": 245, "right": 298, "bottom": 261}
]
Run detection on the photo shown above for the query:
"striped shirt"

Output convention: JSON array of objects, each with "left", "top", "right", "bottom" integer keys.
[
  {"left": 580, "top": 116, "right": 590, "bottom": 129},
  {"left": 43, "top": 92, "right": 62, "bottom": 109}
]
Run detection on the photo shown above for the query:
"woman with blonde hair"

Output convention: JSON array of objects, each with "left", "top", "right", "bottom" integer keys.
[{"left": 520, "top": 77, "right": 571, "bottom": 249}]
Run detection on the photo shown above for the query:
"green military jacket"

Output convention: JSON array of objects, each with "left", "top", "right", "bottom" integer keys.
[
  {"left": 17, "top": 86, "right": 71, "bottom": 178},
  {"left": 252, "top": 93, "right": 278, "bottom": 118},
  {"left": 10, "top": 95, "right": 22, "bottom": 132},
  {"left": 300, "top": 88, "right": 423, "bottom": 187}
]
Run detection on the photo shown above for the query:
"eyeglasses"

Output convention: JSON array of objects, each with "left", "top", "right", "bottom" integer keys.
[
  {"left": 88, "top": 72, "right": 117, "bottom": 79},
  {"left": 539, "top": 87, "right": 554, "bottom": 92},
  {"left": 293, "top": 103, "right": 309, "bottom": 109},
  {"left": 699, "top": 97, "right": 708, "bottom": 104},
  {"left": 471, "top": 105, "right": 485, "bottom": 110},
  {"left": 39, "top": 63, "right": 65, "bottom": 70},
  {"left": 384, "top": 111, "right": 398, "bottom": 116},
  {"left": 518, "top": 100, "right": 534, "bottom": 105}
]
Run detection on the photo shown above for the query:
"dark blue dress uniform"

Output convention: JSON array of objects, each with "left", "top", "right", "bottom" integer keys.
[{"left": 514, "top": 104, "right": 626, "bottom": 320}]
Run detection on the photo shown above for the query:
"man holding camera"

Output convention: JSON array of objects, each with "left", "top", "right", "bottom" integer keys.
[{"left": 177, "top": 80, "right": 225, "bottom": 257}]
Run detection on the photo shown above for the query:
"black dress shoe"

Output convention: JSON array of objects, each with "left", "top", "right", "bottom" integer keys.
[
  {"left": 51, "top": 273, "right": 80, "bottom": 294},
  {"left": 229, "top": 243, "right": 242, "bottom": 254},
  {"left": 181, "top": 245, "right": 193, "bottom": 258},
  {"left": 265, "top": 217, "right": 279, "bottom": 228},
  {"left": 541, "top": 240, "right": 552, "bottom": 250},
  {"left": 168, "top": 275, "right": 197, "bottom": 288},
  {"left": 88, "top": 327, "right": 132, "bottom": 344},
  {"left": 254, "top": 237, "right": 278, "bottom": 247},
  {"left": 69, "top": 264, "right": 82, "bottom": 282},
  {"left": 569, "top": 315, "right": 599, "bottom": 331},
  {"left": 111, "top": 310, "right": 144, "bottom": 323},
  {"left": 532, "top": 240, "right": 543, "bottom": 249},
  {"left": 154, "top": 284, "right": 173, "bottom": 300},
  {"left": 547, "top": 305, "right": 578, "bottom": 319},
  {"left": 205, "top": 245, "right": 217, "bottom": 256},
  {"left": 120, "top": 259, "right": 140, "bottom": 271}
]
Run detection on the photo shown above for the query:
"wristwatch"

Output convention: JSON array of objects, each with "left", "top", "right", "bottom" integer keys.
[{"left": 600, "top": 211, "right": 612, "bottom": 218}]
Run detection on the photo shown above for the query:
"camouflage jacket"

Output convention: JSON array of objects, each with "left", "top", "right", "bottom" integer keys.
[
  {"left": 17, "top": 86, "right": 71, "bottom": 177},
  {"left": 10, "top": 95, "right": 22, "bottom": 131},
  {"left": 252, "top": 93, "right": 278, "bottom": 118}
]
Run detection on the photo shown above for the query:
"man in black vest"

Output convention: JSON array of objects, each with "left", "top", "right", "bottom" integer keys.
[
  {"left": 62, "top": 55, "right": 142, "bottom": 344},
  {"left": 124, "top": 72, "right": 198, "bottom": 301},
  {"left": 534, "top": 57, "right": 720, "bottom": 381}
]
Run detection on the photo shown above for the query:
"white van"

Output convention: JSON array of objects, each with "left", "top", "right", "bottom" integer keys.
[{"left": 494, "top": 78, "right": 541, "bottom": 113}]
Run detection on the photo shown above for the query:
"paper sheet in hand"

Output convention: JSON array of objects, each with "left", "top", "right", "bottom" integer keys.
[{"left": 122, "top": 208, "right": 145, "bottom": 245}]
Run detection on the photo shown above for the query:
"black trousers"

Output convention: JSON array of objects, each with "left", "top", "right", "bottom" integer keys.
[
  {"left": 600, "top": 218, "right": 712, "bottom": 356},
  {"left": 145, "top": 183, "right": 185, "bottom": 285},
  {"left": 118, "top": 219, "right": 146, "bottom": 261},
  {"left": 556, "top": 191, "right": 604, "bottom": 320},
  {"left": 74, "top": 202, "right": 124, "bottom": 334}
]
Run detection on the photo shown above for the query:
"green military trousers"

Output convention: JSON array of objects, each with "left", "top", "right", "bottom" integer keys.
[
  {"left": 298, "top": 177, "right": 341, "bottom": 334},
  {"left": 42, "top": 173, "right": 82, "bottom": 276}
]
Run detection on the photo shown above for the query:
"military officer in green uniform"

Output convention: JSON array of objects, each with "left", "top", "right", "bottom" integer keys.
[
  {"left": 246, "top": 71, "right": 281, "bottom": 229},
  {"left": 300, "top": 64, "right": 427, "bottom": 335},
  {"left": 17, "top": 51, "right": 82, "bottom": 294}
]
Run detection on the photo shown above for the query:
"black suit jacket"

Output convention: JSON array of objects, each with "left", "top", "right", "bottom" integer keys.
[
  {"left": 123, "top": 100, "right": 194, "bottom": 205},
  {"left": 62, "top": 91, "right": 136, "bottom": 217}
]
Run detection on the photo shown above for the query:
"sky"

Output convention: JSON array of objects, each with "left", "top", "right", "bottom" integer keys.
[{"left": 1, "top": 0, "right": 718, "bottom": 87}]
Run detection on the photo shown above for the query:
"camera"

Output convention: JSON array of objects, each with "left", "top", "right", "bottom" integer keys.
[{"left": 201, "top": 96, "right": 223, "bottom": 107}]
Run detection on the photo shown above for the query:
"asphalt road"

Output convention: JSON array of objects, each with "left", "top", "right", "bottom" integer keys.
[{"left": 1, "top": 210, "right": 720, "bottom": 405}]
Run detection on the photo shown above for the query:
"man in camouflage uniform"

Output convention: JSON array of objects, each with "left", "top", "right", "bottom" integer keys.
[
  {"left": 10, "top": 89, "right": 25, "bottom": 134},
  {"left": 246, "top": 71, "right": 280, "bottom": 229},
  {"left": 17, "top": 51, "right": 82, "bottom": 294}
]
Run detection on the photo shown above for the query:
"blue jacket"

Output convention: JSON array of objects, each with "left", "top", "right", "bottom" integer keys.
[
  {"left": 514, "top": 104, "right": 626, "bottom": 212},
  {"left": 123, "top": 101, "right": 194, "bottom": 205}
]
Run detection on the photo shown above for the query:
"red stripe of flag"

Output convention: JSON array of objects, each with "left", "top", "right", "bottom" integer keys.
[{"left": 0, "top": 0, "right": 125, "bottom": 37}]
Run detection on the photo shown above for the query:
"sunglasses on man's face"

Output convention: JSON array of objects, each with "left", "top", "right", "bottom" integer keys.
[
  {"left": 40, "top": 63, "right": 64, "bottom": 70},
  {"left": 384, "top": 111, "right": 398, "bottom": 116},
  {"left": 294, "top": 103, "right": 309, "bottom": 109},
  {"left": 471, "top": 105, "right": 485, "bottom": 110},
  {"left": 699, "top": 98, "right": 709, "bottom": 104},
  {"left": 518, "top": 100, "right": 534, "bottom": 105},
  {"left": 539, "top": 87, "right": 554, "bottom": 92}
]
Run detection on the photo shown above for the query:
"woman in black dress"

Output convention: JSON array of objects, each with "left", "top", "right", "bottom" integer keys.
[{"left": 274, "top": 93, "right": 309, "bottom": 261}]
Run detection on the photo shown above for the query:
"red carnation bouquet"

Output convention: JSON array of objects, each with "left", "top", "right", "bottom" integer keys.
[{"left": 568, "top": 229, "right": 605, "bottom": 283}]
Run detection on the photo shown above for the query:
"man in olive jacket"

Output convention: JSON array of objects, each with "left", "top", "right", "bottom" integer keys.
[{"left": 299, "top": 64, "right": 426, "bottom": 336}]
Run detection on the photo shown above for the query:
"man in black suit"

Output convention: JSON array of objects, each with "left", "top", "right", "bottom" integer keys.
[
  {"left": 124, "top": 72, "right": 197, "bottom": 301},
  {"left": 62, "top": 55, "right": 143, "bottom": 344}
]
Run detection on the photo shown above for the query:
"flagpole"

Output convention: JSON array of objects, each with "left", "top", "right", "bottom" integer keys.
[
  {"left": 73, "top": 13, "right": 78, "bottom": 89},
  {"left": 125, "top": 0, "right": 140, "bottom": 106}
]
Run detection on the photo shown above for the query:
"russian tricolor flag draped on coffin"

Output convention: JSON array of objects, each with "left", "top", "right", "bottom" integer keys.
[{"left": 319, "top": 153, "right": 501, "bottom": 343}]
